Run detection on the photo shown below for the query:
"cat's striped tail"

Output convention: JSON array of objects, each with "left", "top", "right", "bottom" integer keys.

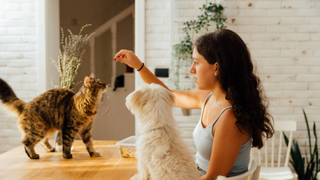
[{"left": 0, "top": 78, "right": 26, "bottom": 116}]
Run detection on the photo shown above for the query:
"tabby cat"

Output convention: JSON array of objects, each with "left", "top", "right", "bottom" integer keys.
[{"left": 0, "top": 74, "right": 107, "bottom": 159}]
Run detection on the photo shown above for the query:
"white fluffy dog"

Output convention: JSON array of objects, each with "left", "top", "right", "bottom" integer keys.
[{"left": 126, "top": 84, "right": 200, "bottom": 180}]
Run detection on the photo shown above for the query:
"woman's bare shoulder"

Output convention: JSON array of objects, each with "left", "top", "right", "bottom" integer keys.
[{"left": 213, "top": 108, "right": 250, "bottom": 144}]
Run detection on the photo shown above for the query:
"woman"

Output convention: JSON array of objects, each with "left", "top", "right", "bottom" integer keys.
[{"left": 114, "top": 29, "right": 274, "bottom": 179}]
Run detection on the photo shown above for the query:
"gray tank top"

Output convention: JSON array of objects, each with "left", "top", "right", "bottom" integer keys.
[{"left": 193, "top": 93, "right": 251, "bottom": 177}]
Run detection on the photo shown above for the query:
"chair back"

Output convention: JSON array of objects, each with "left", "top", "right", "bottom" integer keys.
[
  {"left": 251, "top": 163, "right": 261, "bottom": 180},
  {"left": 217, "top": 159, "right": 259, "bottom": 180},
  {"left": 256, "top": 120, "right": 297, "bottom": 168}
]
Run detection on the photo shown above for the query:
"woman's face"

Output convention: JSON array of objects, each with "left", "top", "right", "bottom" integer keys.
[{"left": 189, "top": 47, "right": 218, "bottom": 90}]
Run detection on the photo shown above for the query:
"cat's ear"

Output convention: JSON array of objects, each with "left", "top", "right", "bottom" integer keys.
[
  {"left": 89, "top": 73, "right": 95, "bottom": 78},
  {"left": 84, "top": 76, "right": 91, "bottom": 87}
]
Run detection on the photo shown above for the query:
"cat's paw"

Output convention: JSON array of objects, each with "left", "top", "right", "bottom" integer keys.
[
  {"left": 24, "top": 147, "right": 40, "bottom": 159},
  {"left": 63, "top": 153, "right": 73, "bottom": 159},
  {"left": 45, "top": 147, "right": 55, "bottom": 152},
  {"left": 40, "top": 142, "right": 55, "bottom": 152},
  {"left": 90, "top": 151, "right": 100, "bottom": 157},
  {"left": 30, "top": 154, "right": 40, "bottom": 159}
]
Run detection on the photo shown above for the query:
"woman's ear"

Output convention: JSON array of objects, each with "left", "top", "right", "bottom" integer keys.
[{"left": 214, "top": 63, "right": 219, "bottom": 76}]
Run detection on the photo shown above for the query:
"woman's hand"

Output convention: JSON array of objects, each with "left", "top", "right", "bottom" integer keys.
[{"left": 113, "top": 49, "right": 143, "bottom": 70}]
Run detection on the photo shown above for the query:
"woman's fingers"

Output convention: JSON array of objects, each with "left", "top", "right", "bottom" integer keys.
[
  {"left": 113, "top": 50, "right": 123, "bottom": 60},
  {"left": 114, "top": 50, "right": 129, "bottom": 60},
  {"left": 113, "top": 49, "right": 142, "bottom": 69}
]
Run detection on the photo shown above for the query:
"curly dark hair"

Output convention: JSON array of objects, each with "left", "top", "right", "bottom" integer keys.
[{"left": 194, "top": 29, "right": 274, "bottom": 149}]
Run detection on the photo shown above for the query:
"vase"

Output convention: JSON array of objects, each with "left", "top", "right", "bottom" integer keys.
[
  {"left": 54, "top": 131, "right": 62, "bottom": 152},
  {"left": 182, "top": 108, "right": 190, "bottom": 116},
  {"left": 54, "top": 131, "right": 73, "bottom": 152}
]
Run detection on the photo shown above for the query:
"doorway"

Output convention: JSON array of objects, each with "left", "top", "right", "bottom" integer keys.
[
  {"left": 38, "top": 0, "right": 145, "bottom": 140},
  {"left": 60, "top": 0, "right": 135, "bottom": 140}
]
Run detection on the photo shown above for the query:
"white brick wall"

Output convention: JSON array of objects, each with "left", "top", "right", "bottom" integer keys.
[
  {"left": 145, "top": 0, "right": 320, "bottom": 163},
  {"left": 0, "top": 0, "right": 38, "bottom": 154}
]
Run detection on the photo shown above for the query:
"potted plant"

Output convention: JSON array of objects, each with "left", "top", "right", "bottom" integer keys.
[
  {"left": 169, "top": 2, "right": 227, "bottom": 116},
  {"left": 284, "top": 109, "right": 319, "bottom": 180}
]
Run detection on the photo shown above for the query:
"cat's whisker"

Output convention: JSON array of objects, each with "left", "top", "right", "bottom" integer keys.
[
  {"left": 101, "top": 92, "right": 109, "bottom": 100},
  {"left": 100, "top": 91, "right": 111, "bottom": 102},
  {"left": 100, "top": 106, "right": 111, "bottom": 117},
  {"left": 104, "top": 88, "right": 114, "bottom": 98},
  {"left": 100, "top": 93, "right": 112, "bottom": 117},
  {"left": 106, "top": 92, "right": 114, "bottom": 99},
  {"left": 106, "top": 84, "right": 114, "bottom": 95}
]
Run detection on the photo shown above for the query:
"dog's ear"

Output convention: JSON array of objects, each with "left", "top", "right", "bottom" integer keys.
[
  {"left": 126, "top": 89, "right": 149, "bottom": 112},
  {"left": 132, "top": 90, "right": 148, "bottom": 107}
]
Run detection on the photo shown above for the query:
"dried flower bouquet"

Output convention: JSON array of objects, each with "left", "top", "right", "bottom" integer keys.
[{"left": 51, "top": 24, "right": 94, "bottom": 89}]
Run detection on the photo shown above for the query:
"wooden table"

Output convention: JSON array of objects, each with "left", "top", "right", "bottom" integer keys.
[{"left": 0, "top": 140, "right": 138, "bottom": 180}]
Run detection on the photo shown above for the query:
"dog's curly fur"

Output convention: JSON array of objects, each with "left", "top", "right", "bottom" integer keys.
[{"left": 126, "top": 84, "right": 200, "bottom": 180}]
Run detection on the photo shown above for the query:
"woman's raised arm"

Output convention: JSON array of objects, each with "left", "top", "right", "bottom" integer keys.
[
  {"left": 114, "top": 49, "right": 168, "bottom": 89},
  {"left": 113, "top": 49, "right": 209, "bottom": 109}
]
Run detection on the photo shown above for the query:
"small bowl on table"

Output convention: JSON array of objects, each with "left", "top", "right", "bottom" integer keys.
[{"left": 116, "top": 136, "right": 137, "bottom": 158}]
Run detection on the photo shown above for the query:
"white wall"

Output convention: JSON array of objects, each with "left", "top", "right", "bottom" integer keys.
[
  {"left": 145, "top": 0, "right": 320, "bottom": 160},
  {"left": 0, "top": 0, "right": 39, "bottom": 153}
]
